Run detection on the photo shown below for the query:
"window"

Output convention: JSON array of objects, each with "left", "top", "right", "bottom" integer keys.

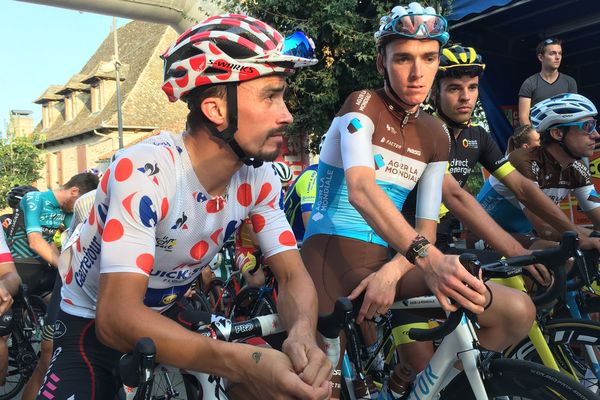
[
  {"left": 42, "top": 104, "right": 49, "bottom": 130},
  {"left": 91, "top": 81, "right": 103, "bottom": 113},
  {"left": 65, "top": 93, "right": 73, "bottom": 121}
]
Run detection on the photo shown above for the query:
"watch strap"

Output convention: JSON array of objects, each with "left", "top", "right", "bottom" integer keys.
[{"left": 405, "top": 234, "right": 431, "bottom": 264}]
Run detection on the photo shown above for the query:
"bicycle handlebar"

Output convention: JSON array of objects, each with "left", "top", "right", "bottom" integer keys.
[
  {"left": 479, "top": 231, "right": 578, "bottom": 306},
  {"left": 317, "top": 297, "right": 353, "bottom": 339},
  {"left": 408, "top": 232, "right": 578, "bottom": 341},
  {"left": 119, "top": 337, "right": 156, "bottom": 389}
]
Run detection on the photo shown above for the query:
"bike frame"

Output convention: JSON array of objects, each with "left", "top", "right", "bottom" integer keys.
[
  {"left": 123, "top": 313, "right": 341, "bottom": 400},
  {"left": 498, "top": 274, "right": 600, "bottom": 382},
  {"left": 342, "top": 297, "right": 489, "bottom": 400}
]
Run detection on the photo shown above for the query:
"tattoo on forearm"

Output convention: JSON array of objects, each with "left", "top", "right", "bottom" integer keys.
[{"left": 252, "top": 352, "right": 261, "bottom": 364}]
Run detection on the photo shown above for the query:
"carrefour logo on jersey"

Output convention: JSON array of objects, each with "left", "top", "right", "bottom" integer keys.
[{"left": 75, "top": 236, "right": 101, "bottom": 287}]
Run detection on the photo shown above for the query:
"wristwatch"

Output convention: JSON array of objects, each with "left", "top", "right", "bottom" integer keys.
[{"left": 405, "top": 235, "right": 432, "bottom": 264}]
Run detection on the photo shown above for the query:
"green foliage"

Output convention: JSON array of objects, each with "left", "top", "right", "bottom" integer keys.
[
  {"left": 0, "top": 137, "right": 43, "bottom": 208},
  {"left": 235, "top": 0, "right": 392, "bottom": 153},
  {"left": 224, "top": 0, "right": 449, "bottom": 153}
]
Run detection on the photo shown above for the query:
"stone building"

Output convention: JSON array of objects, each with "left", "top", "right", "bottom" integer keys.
[
  {"left": 33, "top": 20, "right": 188, "bottom": 189},
  {"left": 7, "top": 110, "right": 35, "bottom": 139}
]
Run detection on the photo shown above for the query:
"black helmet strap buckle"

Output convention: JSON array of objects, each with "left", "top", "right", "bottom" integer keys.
[{"left": 205, "top": 83, "right": 263, "bottom": 168}]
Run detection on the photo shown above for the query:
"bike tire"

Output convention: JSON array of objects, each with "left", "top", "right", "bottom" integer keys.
[
  {"left": 182, "top": 373, "right": 201, "bottom": 400},
  {"left": 149, "top": 366, "right": 190, "bottom": 400},
  {"left": 0, "top": 353, "right": 27, "bottom": 400},
  {"left": 507, "top": 318, "right": 600, "bottom": 393},
  {"left": 440, "top": 358, "right": 597, "bottom": 399},
  {"left": 0, "top": 305, "right": 41, "bottom": 400}
]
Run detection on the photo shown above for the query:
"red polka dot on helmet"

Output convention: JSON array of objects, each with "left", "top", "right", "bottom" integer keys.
[{"left": 160, "top": 13, "right": 317, "bottom": 102}]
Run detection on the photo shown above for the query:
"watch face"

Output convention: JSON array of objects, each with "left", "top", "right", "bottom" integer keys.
[{"left": 417, "top": 244, "right": 430, "bottom": 258}]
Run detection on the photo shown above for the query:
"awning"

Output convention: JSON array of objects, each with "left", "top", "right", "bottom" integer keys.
[{"left": 445, "top": 0, "right": 516, "bottom": 22}]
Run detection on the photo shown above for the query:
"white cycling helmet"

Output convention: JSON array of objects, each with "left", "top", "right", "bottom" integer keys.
[
  {"left": 273, "top": 161, "right": 293, "bottom": 183},
  {"left": 374, "top": 2, "right": 449, "bottom": 47},
  {"left": 531, "top": 93, "right": 597, "bottom": 133}
]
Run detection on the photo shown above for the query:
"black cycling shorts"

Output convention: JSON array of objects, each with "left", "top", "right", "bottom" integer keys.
[{"left": 36, "top": 300, "right": 209, "bottom": 400}]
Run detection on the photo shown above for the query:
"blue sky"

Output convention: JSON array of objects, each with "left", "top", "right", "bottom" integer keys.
[{"left": 0, "top": 1, "right": 129, "bottom": 136}]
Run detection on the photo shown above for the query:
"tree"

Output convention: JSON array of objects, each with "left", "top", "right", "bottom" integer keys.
[
  {"left": 225, "top": 0, "right": 451, "bottom": 153},
  {"left": 0, "top": 137, "right": 43, "bottom": 209}
]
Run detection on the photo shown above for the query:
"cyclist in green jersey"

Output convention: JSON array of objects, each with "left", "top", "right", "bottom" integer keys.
[
  {"left": 284, "top": 163, "right": 317, "bottom": 243},
  {"left": 6, "top": 173, "right": 98, "bottom": 400}
]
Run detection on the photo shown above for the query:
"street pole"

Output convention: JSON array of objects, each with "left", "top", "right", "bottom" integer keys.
[{"left": 113, "top": 17, "right": 124, "bottom": 149}]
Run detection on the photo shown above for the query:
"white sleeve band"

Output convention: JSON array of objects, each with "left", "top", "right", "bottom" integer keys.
[
  {"left": 415, "top": 161, "right": 447, "bottom": 221},
  {"left": 573, "top": 185, "right": 600, "bottom": 212}
]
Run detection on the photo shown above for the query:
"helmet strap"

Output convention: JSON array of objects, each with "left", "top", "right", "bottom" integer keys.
[
  {"left": 383, "top": 68, "right": 420, "bottom": 111},
  {"left": 546, "top": 128, "right": 580, "bottom": 160},
  {"left": 436, "top": 106, "right": 470, "bottom": 130},
  {"left": 557, "top": 131, "right": 581, "bottom": 160},
  {"left": 204, "top": 83, "right": 263, "bottom": 168}
]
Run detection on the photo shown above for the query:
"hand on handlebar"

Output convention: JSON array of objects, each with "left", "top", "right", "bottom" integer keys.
[
  {"left": 523, "top": 263, "right": 552, "bottom": 287},
  {"left": 417, "top": 249, "right": 487, "bottom": 314}
]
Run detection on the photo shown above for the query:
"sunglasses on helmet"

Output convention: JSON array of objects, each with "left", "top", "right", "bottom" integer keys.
[
  {"left": 282, "top": 31, "right": 316, "bottom": 60},
  {"left": 387, "top": 13, "right": 448, "bottom": 39},
  {"left": 554, "top": 119, "right": 597, "bottom": 135}
]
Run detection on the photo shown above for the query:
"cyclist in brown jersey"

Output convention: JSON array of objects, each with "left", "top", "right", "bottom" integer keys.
[{"left": 301, "top": 3, "right": 537, "bottom": 397}]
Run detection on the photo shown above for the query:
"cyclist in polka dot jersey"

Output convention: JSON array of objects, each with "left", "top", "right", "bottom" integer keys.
[{"left": 39, "top": 14, "right": 331, "bottom": 400}]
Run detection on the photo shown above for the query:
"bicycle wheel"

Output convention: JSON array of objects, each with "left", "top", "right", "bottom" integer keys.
[
  {"left": 229, "top": 286, "right": 277, "bottom": 321},
  {"left": 440, "top": 358, "right": 597, "bottom": 399},
  {"left": 0, "top": 340, "right": 29, "bottom": 400},
  {"left": 150, "top": 365, "right": 193, "bottom": 400},
  {"left": 507, "top": 318, "right": 600, "bottom": 393},
  {"left": 0, "top": 309, "right": 41, "bottom": 399}
]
